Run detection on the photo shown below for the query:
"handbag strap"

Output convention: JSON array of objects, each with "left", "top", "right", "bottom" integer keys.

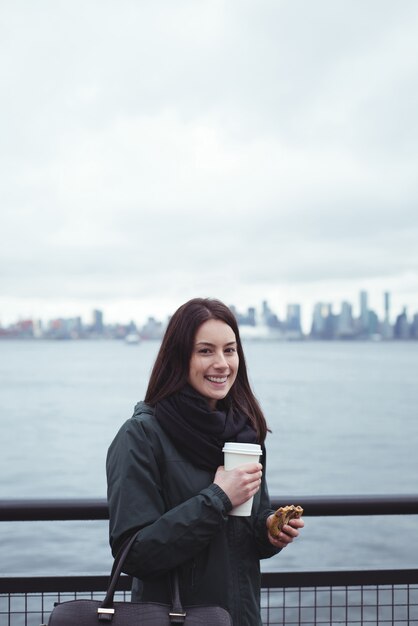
[
  {"left": 101, "top": 532, "right": 138, "bottom": 608},
  {"left": 99, "top": 530, "right": 186, "bottom": 624}
]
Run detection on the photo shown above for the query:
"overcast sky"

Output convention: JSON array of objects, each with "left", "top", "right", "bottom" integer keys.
[{"left": 1, "top": 0, "right": 418, "bottom": 331}]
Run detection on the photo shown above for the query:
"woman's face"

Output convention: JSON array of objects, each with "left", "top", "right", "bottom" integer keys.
[{"left": 188, "top": 319, "right": 239, "bottom": 410}]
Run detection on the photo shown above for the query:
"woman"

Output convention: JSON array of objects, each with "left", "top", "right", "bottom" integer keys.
[{"left": 107, "top": 298, "right": 304, "bottom": 626}]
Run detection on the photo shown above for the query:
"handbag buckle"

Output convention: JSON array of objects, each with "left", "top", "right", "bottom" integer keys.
[
  {"left": 97, "top": 607, "right": 115, "bottom": 622},
  {"left": 169, "top": 611, "right": 187, "bottom": 622}
]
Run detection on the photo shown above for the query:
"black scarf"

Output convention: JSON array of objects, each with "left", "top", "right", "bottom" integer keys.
[{"left": 154, "top": 385, "right": 258, "bottom": 472}]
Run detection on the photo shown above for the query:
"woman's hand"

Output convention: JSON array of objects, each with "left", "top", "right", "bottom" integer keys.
[
  {"left": 266, "top": 515, "right": 305, "bottom": 549},
  {"left": 214, "top": 463, "right": 263, "bottom": 508}
]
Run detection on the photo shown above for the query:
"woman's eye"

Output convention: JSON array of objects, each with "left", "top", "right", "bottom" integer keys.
[{"left": 198, "top": 348, "right": 211, "bottom": 354}]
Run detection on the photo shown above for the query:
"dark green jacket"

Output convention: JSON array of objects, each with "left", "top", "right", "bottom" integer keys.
[{"left": 106, "top": 402, "right": 280, "bottom": 626}]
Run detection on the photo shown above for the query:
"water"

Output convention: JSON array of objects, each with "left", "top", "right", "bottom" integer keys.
[{"left": 0, "top": 339, "right": 417, "bottom": 577}]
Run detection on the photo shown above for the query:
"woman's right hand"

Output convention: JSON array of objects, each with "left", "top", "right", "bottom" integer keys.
[{"left": 213, "top": 463, "right": 263, "bottom": 507}]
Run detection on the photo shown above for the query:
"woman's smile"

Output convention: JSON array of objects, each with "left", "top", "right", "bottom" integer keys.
[{"left": 206, "top": 375, "right": 229, "bottom": 384}]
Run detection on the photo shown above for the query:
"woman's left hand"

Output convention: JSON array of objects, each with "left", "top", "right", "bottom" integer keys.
[{"left": 266, "top": 515, "right": 305, "bottom": 549}]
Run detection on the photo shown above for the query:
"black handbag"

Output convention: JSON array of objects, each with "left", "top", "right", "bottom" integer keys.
[{"left": 44, "top": 531, "right": 233, "bottom": 625}]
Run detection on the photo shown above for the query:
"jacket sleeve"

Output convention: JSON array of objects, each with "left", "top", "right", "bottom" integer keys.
[
  {"left": 253, "top": 445, "right": 282, "bottom": 559},
  {"left": 106, "top": 417, "right": 232, "bottom": 579}
]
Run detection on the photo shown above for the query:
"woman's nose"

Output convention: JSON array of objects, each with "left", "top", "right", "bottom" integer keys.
[{"left": 214, "top": 352, "right": 228, "bottom": 368}]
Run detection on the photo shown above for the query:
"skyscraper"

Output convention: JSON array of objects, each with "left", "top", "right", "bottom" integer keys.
[
  {"left": 384, "top": 292, "right": 390, "bottom": 321},
  {"left": 92, "top": 309, "right": 104, "bottom": 334},
  {"left": 381, "top": 292, "right": 393, "bottom": 339},
  {"left": 286, "top": 304, "right": 302, "bottom": 333},
  {"left": 311, "top": 303, "right": 333, "bottom": 338},
  {"left": 360, "top": 290, "right": 369, "bottom": 332},
  {"left": 394, "top": 308, "right": 409, "bottom": 339},
  {"left": 337, "top": 301, "right": 354, "bottom": 337}
]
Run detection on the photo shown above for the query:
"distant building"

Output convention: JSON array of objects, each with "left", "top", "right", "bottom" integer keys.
[
  {"left": 336, "top": 301, "right": 354, "bottom": 338},
  {"left": 33, "top": 320, "right": 43, "bottom": 339},
  {"left": 229, "top": 305, "right": 238, "bottom": 321},
  {"left": 235, "top": 306, "right": 257, "bottom": 326},
  {"left": 359, "top": 290, "right": 369, "bottom": 335},
  {"left": 368, "top": 310, "right": 379, "bottom": 336},
  {"left": 286, "top": 304, "right": 302, "bottom": 334},
  {"left": 261, "top": 301, "right": 272, "bottom": 323},
  {"left": 13, "top": 320, "right": 35, "bottom": 339},
  {"left": 247, "top": 307, "right": 256, "bottom": 326},
  {"left": 92, "top": 309, "right": 104, "bottom": 335},
  {"left": 384, "top": 291, "right": 391, "bottom": 321},
  {"left": 126, "top": 320, "right": 138, "bottom": 334},
  {"left": 140, "top": 317, "right": 165, "bottom": 340},
  {"left": 261, "top": 300, "right": 281, "bottom": 329},
  {"left": 394, "top": 308, "right": 409, "bottom": 339},
  {"left": 411, "top": 314, "right": 418, "bottom": 340},
  {"left": 311, "top": 303, "right": 334, "bottom": 339},
  {"left": 381, "top": 291, "right": 393, "bottom": 339}
]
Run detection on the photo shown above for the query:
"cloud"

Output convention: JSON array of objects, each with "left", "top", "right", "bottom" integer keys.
[{"left": 1, "top": 0, "right": 418, "bottom": 324}]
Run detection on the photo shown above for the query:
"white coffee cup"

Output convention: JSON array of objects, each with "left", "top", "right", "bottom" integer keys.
[{"left": 222, "top": 442, "right": 263, "bottom": 516}]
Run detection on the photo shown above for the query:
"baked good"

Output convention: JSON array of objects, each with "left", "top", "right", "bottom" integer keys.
[{"left": 269, "top": 505, "right": 303, "bottom": 538}]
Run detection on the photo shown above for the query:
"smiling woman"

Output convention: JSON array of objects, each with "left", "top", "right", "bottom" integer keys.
[{"left": 106, "top": 297, "right": 304, "bottom": 626}]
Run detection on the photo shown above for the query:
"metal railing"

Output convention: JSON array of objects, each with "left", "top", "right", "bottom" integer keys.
[
  {"left": 1, "top": 495, "right": 418, "bottom": 625},
  {"left": 2, "top": 493, "right": 418, "bottom": 521}
]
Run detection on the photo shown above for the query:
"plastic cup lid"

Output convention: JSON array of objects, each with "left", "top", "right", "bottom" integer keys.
[{"left": 222, "top": 442, "right": 262, "bottom": 455}]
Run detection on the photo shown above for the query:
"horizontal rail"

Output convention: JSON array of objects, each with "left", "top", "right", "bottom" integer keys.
[
  {"left": 1, "top": 569, "right": 418, "bottom": 594},
  {"left": 1, "top": 494, "right": 418, "bottom": 521},
  {"left": 0, "top": 498, "right": 109, "bottom": 521}
]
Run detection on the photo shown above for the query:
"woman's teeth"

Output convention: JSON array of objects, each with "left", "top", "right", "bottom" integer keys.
[{"left": 206, "top": 376, "right": 227, "bottom": 383}]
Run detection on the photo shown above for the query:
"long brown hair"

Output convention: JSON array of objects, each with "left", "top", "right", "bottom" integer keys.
[{"left": 145, "top": 298, "right": 269, "bottom": 443}]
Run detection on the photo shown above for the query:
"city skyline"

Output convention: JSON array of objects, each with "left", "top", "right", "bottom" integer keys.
[
  {"left": 2, "top": 289, "right": 417, "bottom": 341},
  {"left": 1, "top": 282, "right": 417, "bottom": 335}
]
